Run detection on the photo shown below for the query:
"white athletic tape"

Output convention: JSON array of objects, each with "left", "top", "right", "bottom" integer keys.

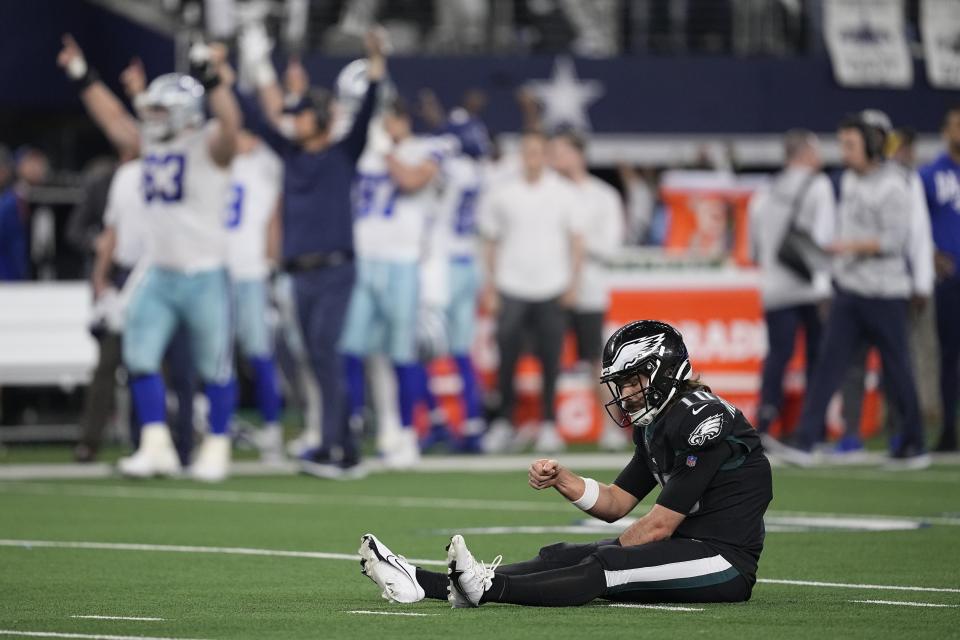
[{"left": 571, "top": 477, "right": 600, "bottom": 511}]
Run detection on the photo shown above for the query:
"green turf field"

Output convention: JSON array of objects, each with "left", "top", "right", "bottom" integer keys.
[{"left": 1, "top": 463, "right": 958, "bottom": 640}]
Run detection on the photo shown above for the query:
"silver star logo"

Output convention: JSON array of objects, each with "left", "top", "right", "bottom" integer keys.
[{"left": 525, "top": 57, "right": 604, "bottom": 131}]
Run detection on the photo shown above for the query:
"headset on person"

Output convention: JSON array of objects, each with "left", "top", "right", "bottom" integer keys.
[{"left": 839, "top": 109, "right": 892, "bottom": 161}]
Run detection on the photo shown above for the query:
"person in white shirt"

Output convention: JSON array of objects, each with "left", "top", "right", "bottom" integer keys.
[
  {"left": 548, "top": 129, "right": 626, "bottom": 450},
  {"left": 226, "top": 130, "right": 284, "bottom": 461},
  {"left": 479, "top": 129, "right": 585, "bottom": 454},
  {"left": 748, "top": 130, "right": 834, "bottom": 442},
  {"left": 339, "top": 99, "right": 442, "bottom": 470},
  {"left": 837, "top": 130, "right": 936, "bottom": 454},
  {"left": 58, "top": 35, "right": 241, "bottom": 482}
]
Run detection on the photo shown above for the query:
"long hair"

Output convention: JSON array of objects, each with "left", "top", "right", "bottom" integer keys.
[{"left": 659, "top": 376, "right": 713, "bottom": 414}]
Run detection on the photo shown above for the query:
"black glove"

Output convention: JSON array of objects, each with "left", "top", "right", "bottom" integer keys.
[{"left": 188, "top": 42, "right": 221, "bottom": 91}]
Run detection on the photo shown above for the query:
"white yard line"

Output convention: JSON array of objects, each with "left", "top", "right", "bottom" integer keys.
[
  {"left": 774, "top": 468, "right": 960, "bottom": 484},
  {"left": 0, "top": 631, "right": 208, "bottom": 640},
  {"left": 0, "top": 539, "right": 444, "bottom": 567},
  {"left": 3, "top": 483, "right": 959, "bottom": 527},
  {"left": 69, "top": 618, "right": 164, "bottom": 623},
  {"left": 1, "top": 454, "right": 958, "bottom": 482},
  {"left": 1, "top": 538, "right": 957, "bottom": 594},
  {"left": 607, "top": 604, "right": 704, "bottom": 612},
  {"left": 758, "top": 579, "right": 960, "bottom": 594},
  {"left": 0, "top": 482, "right": 571, "bottom": 513},
  {"left": 346, "top": 611, "right": 438, "bottom": 617},
  {"left": 849, "top": 600, "right": 959, "bottom": 608}
]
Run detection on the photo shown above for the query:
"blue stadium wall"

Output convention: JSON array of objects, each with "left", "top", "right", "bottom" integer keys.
[{"left": 1, "top": 0, "right": 956, "bottom": 134}]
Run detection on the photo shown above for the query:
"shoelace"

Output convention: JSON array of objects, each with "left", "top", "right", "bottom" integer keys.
[{"left": 480, "top": 555, "right": 503, "bottom": 589}]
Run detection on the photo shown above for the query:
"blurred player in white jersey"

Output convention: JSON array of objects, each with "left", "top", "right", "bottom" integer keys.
[
  {"left": 549, "top": 128, "right": 626, "bottom": 450},
  {"left": 226, "top": 130, "right": 284, "bottom": 461},
  {"left": 421, "top": 110, "right": 491, "bottom": 453},
  {"left": 57, "top": 36, "right": 241, "bottom": 482},
  {"left": 342, "top": 99, "right": 442, "bottom": 469}
]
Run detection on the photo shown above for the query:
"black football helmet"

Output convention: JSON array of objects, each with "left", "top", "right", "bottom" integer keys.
[{"left": 600, "top": 320, "right": 692, "bottom": 428}]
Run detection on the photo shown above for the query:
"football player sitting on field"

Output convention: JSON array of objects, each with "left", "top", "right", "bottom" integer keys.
[{"left": 357, "top": 319, "right": 773, "bottom": 607}]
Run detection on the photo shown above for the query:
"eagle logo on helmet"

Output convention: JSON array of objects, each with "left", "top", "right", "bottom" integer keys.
[
  {"left": 603, "top": 332, "right": 666, "bottom": 378},
  {"left": 688, "top": 413, "right": 723, "bottom": 447}
]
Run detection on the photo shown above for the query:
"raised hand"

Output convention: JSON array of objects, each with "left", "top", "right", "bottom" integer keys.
[
  {"left": 119, "top": 57, "right": 146, "bottom": 98},
  {"left": 57, "top": 33, "right": 85, "bottom": 71},
  {"left": 284, "top": 56, "right": 309, "bottom": 97}
]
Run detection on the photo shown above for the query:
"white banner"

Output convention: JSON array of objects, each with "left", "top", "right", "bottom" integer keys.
[
  {"left": 824, "top": 0, "right": 913, "bottom": 88},
  {"left": 922, "top": 0, "right": 960, "bottom": 89}
]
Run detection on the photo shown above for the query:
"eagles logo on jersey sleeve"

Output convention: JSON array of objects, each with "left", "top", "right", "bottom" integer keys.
[{"left": 666, "top": 391, "right": 737, "bottom": 454}]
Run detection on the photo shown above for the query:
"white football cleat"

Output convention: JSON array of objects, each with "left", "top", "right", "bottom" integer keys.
[
  {"left": 759, "top": 433, "right": 817, "bottom": 468},
  {"left": 286, "top": 428, "right": 321, "bottom": 459},
  {"left": 533, "top": 422, "right": 566, "bottom": 454},
  {"left": 482, "top": 419, "right": 514, "bottom": 454},
  {"left": 383, "top": 429, "right": 421, "bottom": 470},
  {"left": 446, "top": 534, "right": 501, "bottom": 608},
  {"left": 358, "top": 533, "right": 425, "bottom": 604},
  {"left": 117, "top": 423, "right": 181, "bottom": 478},
  {"left": 190, "top": 433, "right": 231, "bottom": 482},
  {"left": 253, "top": 423, "right": 285, "bottom": 464},
  {"left": 598, "top": 426, "right": 629, "bottom": 451}
]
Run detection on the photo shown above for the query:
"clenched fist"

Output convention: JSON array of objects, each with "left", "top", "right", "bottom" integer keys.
[{"left": 528, "top": 458, "right": 561, "bottom": 490}]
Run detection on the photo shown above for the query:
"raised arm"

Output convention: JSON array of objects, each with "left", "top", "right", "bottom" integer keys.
[
  {"left": 57, "top": 34, "right": 140, "bottom": 158},
  {"left": 237, "top": 22, "right": 285, "bottom": 127},
  {"left": 197, "top": 44, "right": 241, "bottom": 168},
  {"left": 340, "top": 29, "right": 388, "bottom": 162}
]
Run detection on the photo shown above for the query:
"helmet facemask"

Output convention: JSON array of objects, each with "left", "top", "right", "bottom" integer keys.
[
  {"left": 602, "top": 356, "right": 690, "bottom": 429},
  {"left": 139, "top": 74, "right": 205, "bottom": 144},
  {"left": 140, "top": 106, "right": 175, "bottom": 143},
  {"left": 601, "top": 320, "right": 693, "bottom": 430}
]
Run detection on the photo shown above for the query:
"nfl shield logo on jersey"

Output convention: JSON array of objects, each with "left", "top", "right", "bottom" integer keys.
[{"left": 686, "top": 455, "right": 698, "bottom": 468}]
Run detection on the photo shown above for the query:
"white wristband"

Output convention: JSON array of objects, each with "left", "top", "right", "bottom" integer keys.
[
  {"left": 66, "top": 56, "right": 88, "bottom": 80},
  {"left": 571, "top": 477, "right": 600, "bottom": 512}
]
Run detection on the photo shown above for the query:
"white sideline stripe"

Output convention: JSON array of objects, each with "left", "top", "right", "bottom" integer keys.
[
  {"left": 607, "top": 604, "right": 704, "bottom": 612},
  {"left": 2, "top": 453, "right": 959, "bottom": 481},
  {"left": 4, "top": 482, "right": 959, "bottom": 527},
  {"left": 0, "top": 631, "right": 207, "bottom": 640},
  {"left": 849, "top": 600, "right": 960, "bottom": 608},
  {"left": 758, "top": 579, "right": 960, "bottom": 594},
  {"left": 0, "top": 483, "right": 572, "bottom": 514},
  {"left": 69, "top": 618, "right": 164, "bottom": 622},
  {"left": 347, "top": 611, "right": 438, "bottom": 617},
  {"left": 604, "top": 555, "right": 733, "bottom": 588},
  {"left": 2, "top": 538, "right": 958, "bottom": 595},
  {"left": 0, "top": 539, "right": 445, "bottom": 568}
]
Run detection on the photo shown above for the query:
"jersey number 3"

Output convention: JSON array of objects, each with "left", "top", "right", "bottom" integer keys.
[
  {"left": 144, "top": 153, "right": 186, "bottom": 204},
  {"left": 225, "top": 183, "right": 245, "bottom": 229}
]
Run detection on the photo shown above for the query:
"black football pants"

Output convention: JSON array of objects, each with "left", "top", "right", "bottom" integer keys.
[{"left": 415, "top": 538, "right": 752, "bottom": 607}]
